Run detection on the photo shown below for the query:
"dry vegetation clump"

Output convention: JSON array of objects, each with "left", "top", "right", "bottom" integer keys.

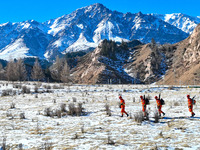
[
  {"left": 10, "top": 102, "right": 16, "bottom": 109},
  {"left": 60, "top": 103, "right": 67, "bottom": 112},
  {"left": 153, "top": 110, "right": 160, "bottom": 123},
  {"left": 105, "top": 104, "right": 111, "bottom": 116},
  {"left": 134, "top": 111, "right": 144, "bottom": 123},
  {"left": 43, "top": 84, "right": 52, "bottom": 89},
  {"left": 107, "top": 136, "right": 115, "bottom": 145},
  {"left": 1, "top": 89, "right": 16, "bottom": 97},
  {"left": 52, "top": 85, "right": 64, "bottom": 89},
  {"left": 44, "top": 107, "right": 54, "bottom": 117},
  {"left": 68, "top": 103, "right": 84, "bottom": 116},
  {"left": 19, "top": 112, "right": 25, "bottom": 119},
  {"left": 13, "top": 84, "right": 22, "bottom": 89},
  {"left": 22, "top": 86, "right": 31, "bottom": 94},
  {"left": 40, "top": 140, "right": 53, "bottom": 150}
]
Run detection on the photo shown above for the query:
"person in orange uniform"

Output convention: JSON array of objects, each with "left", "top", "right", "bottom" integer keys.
[
  {"left": 155, "top": 96, "right": 165, "bottom": 116},
  {"left": 187, "top": 95, "right": 196, "bottom": 117},
  {"left": 140, "top": 96, "right": 147, "bottom": 117},
  {"left": 119, "top": 96, "right": 129, "bottom": 117}
]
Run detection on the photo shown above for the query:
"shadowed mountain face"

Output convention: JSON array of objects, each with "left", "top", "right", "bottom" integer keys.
[{"left": 0, "top": 3, "right": 197, "bottom": 61}]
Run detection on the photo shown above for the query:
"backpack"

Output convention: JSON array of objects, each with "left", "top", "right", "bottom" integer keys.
[
  {"left": 192, "top": 96, "right": 196, "bottom": 105},
  {"left": 145, "top": 98, "right": 150, "bottom": 105},
  {"left": 143, "top": 95, "right": 150, "bottom": 105},
  {"left": 192, "top": 99, "right": 196, "bottom": 105},
  {"left": 160, "top": 98, "right": 165, "bottom": 105}
]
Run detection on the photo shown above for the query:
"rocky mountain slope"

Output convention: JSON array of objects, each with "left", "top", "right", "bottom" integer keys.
[
  {"left": 158, "top": 24, "right": 200, "bottom": 85},
  {"left": 0, "top": 3, "right": 198, "bottom": 61},
  {"left": 72, "top": 23, "right": 200, "bottom": 85},
  {"left": 72, "top": 40, "right": 142, "bottom": 84}
]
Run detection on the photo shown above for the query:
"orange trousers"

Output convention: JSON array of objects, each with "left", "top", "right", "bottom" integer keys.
[
  {"left": 121, "top": 107, "right": 128, "bottom": 115},
  {"left": 157, "top": 105, "right": 164, "bottom": 115}
]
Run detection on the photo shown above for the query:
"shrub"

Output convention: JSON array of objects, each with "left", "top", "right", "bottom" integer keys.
[
  {"left": 60, "top": 103, "right": 67, "bottom": 112},
  {"left": 55, "top": 109, "right": 62, "bottom": 118},
  {"left": 1, "top": 89, "right": 13, "bottom": 97},
  {"left": 72, "top": 97, "right": 77, "bottom": 103},
  {"left": 2, "top": 137, "right": 6, "bottom": 150},
  {"left": 43, "top": 85, "right": 51, "bottom": 89},
  {"left": 107, "top": 136, "right": 115, "bottom": 145},
  {"left": 19, "top": 112, "right": 25, "bottom": 119},
  {"left": 105, "top": 104, "right": 111, "bottom": 116},
  {"left": 10, "top": 102, "right": 16, "bottom": 109},
  {"left": 154, "top": 111, "right": 160, "bottom": 123},
  {"left": 68, "top": 103, "right": 84, "bottom": 116},
  {"left": 134, "top": 111, "right": 144, "bottom": 123},
  {"left": 22, "top": 86, "right": 31, "bottom": 94},
  {"left": 34, "top": 86, "right": 39, "bottom": 93},
  {"left": 44, "top": 107, "right": 53, "bottom": 117}
]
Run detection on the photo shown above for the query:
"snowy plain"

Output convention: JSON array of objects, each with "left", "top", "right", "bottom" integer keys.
[{"left": 0, "top": 82, "right": 200, "bottom": 149}]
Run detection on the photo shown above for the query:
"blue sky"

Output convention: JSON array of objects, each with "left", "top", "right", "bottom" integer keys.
[{"left": 0, "top": 0, "right": 199, "bottom": 24}]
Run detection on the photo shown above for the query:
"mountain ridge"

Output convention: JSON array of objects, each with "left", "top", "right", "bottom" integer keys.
[{"left": 0, "top": 3, "right": 199, "bottom": 61}]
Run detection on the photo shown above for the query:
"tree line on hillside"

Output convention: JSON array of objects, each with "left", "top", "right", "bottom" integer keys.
[{"left": 0, "top": 56, "right": 72, "bottom": 83}]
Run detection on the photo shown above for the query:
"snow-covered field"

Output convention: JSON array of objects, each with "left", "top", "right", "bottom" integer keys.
[{"left": 0, "top": 82, "right": 200, "bottom": 149}]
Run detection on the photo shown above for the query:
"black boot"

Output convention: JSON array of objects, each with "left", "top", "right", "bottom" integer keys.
[
  {"left": 163, "top": 112, "right": 165, "bottom": 116},
  {"left": 121, "top": 115, "right": 123, "bottom": 117},
  {"left": 127, "top": 114, "right": 129, "bottom": 117},
  {"left": 192, "top": 113, "right": 195, "bottom": 117}
]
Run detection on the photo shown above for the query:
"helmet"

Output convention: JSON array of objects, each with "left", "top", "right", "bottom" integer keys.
[
  {"left": 119, "top": 96, "right": 122, "bottom": 99},
  {"left": 155, "top": 96, "right": 158, "bottom": 99},
  {"left": 187, "top": 95, "right": 190, "bottom": 98},
  {"left": 140, "top": 95, "right": 143, "bottom": 98}
]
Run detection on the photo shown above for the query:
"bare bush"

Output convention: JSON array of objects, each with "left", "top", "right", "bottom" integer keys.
[
  {"left": 6, "top": 111, "right": 13, "bottom": 118},
  {"left": 105, "top": 104, "right": 111, "bottom": 116},
  {"left": 107, "top": 136, "right": 115, "bottom": 145},
  {"left": 72, "top": 97, "right": 77, "bottom": 103},
  {"left": 60, "top": 103, "right": 66, "bottom": 112},
  {"left": 55, "top": 109, "right": 62, "bottom": 118},
  {"left": 2, "top": 136, "right": 6, "bottom": 150},
  {"left": 154, "top": 111, "right": 160, "bottom": 123},
  {"left": 44, "top": 107, "right": 53, "bottom": 117},
  {"left": 1, "top": 89, "right": 13, "bottom": 97},
  {"left": 18, "top": 143, "right": 23, "bottom": 150},
  {"left": 34, "top": 86, "right": 39, "bottom": 93},
  {"left": 13, "top": 84, "right": 22, "bottom": 89},
  {"left": 68, "top": 103, "right": 84, "bottom": 116},
  {"left": 43, "top": 85, "right": 51, "bottom": 89},
  {"left": 52, "top": 85, "right": 64, "bottom": 89},
  {"left": 41, "top": 140, "right": 53, "bottom": 150},
  {"left": 76, "top": 103, "right": 84, "bottom": 116},
  {"left": 20, "top": 112, "right": 25, "bottom": 119},
  {"left": 134, "top": 111, "right": 144, "bottom": 123},
  {"left": 10, "top": 102, "right": 16, "bottom": 109},
  {"left": 22, "top": 86, "right": 31, "bottom": 94}
]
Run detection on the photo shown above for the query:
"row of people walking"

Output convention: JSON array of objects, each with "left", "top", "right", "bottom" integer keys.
[{"left": 119, "top": 94, "right": 196, "bottom": 118}]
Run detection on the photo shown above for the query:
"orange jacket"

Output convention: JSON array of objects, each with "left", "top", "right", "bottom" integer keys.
[
  {"left": 156, "top": 99, "right": 161, "bottom": 107},
  {"left": 141, "top": 98, "right": 146, "bottom": 105},
  {"left": 120, "top": 99, "right": 125, "bottom": 108},
  {"left": 188, "top": 98, "right": 196, "bottom": 106}
]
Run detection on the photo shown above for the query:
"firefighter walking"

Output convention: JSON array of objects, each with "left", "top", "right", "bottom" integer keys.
[
  {"left": 155, "top": 96, "right": 165, "bottom": 116},
  {"left": 187, "top": 95, "right": 196, "bottom": 117},
  {"left": 140, "top": 95, "right": 147, "bottom": 117},
  {"left": 119, "top": 96, "right": 129, "bottom": 117}
]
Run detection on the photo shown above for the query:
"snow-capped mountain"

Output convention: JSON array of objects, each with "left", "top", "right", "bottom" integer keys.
[
  {"left": 153, "top": 13, "right": 200, "bottom": 34},
  {"left": 0, "top": 3, "right": 198, "bottom": 61}
]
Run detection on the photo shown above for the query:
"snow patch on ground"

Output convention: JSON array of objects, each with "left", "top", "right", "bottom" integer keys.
[{"left": 0, "top": 82, "right": 200, "bottom": 149}]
